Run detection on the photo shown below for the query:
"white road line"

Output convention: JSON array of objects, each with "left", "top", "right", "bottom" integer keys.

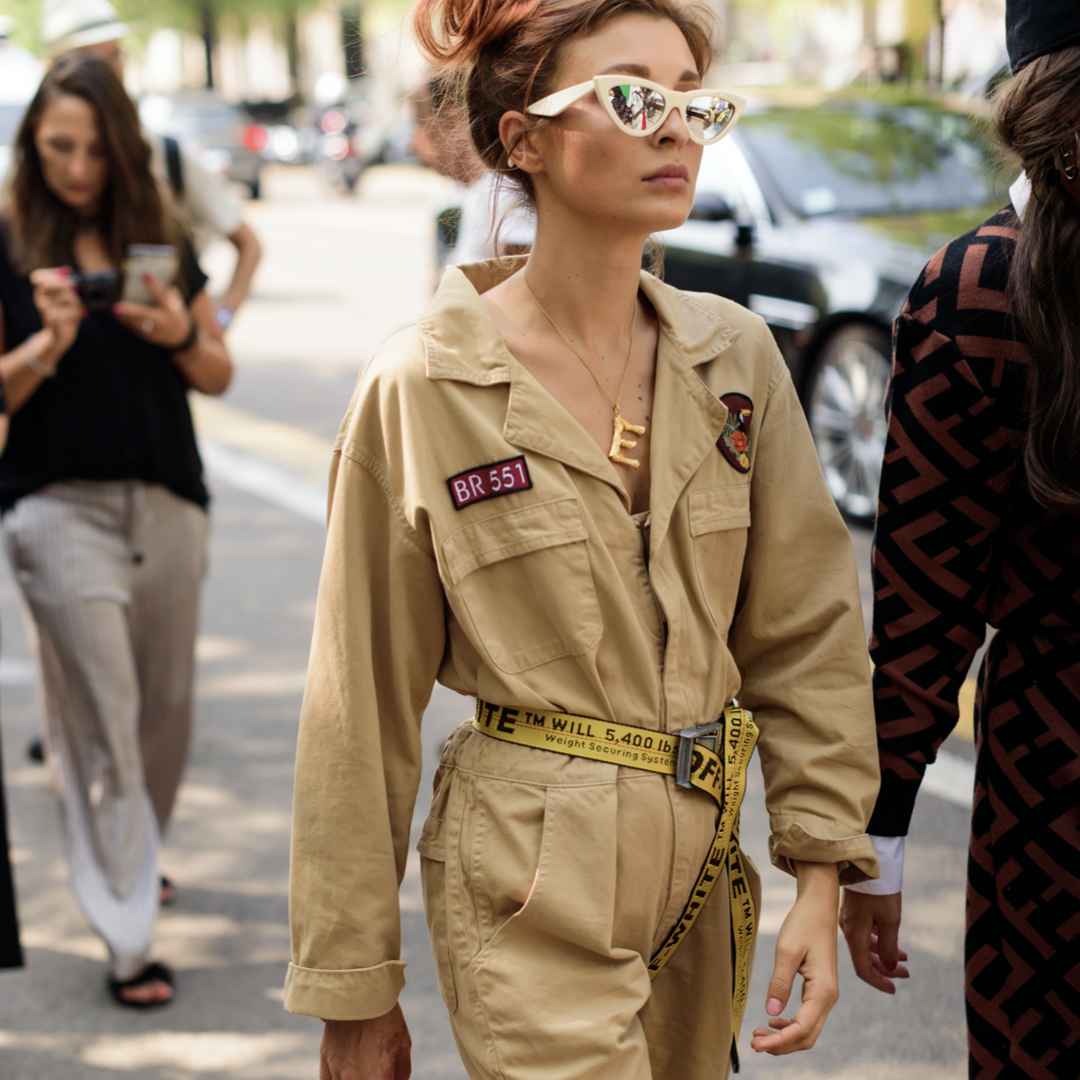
[
  {"left": 201, "top": 441, "right": 327, "bottom": 526},
  {"left": 924, "top": 749, "right": 976, "bottom": 809}
]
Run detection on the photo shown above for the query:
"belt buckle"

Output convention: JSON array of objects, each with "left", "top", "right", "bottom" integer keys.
[{"left": 676, "top": 719, "right": 721, "bottom": 789}]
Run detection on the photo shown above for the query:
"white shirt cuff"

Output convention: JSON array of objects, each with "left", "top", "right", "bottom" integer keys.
[{"left": 844, "top": 835, "right": 904, "bottom": 894}]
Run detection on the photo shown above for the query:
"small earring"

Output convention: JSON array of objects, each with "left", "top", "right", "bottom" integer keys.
[{"left": 507, "top": 155, "right": 516, "bottom": 170}]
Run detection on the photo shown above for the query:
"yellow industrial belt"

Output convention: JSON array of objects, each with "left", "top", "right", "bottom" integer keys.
[{"left": 473, "top": 698, "right": 759, "bottom": 1071}]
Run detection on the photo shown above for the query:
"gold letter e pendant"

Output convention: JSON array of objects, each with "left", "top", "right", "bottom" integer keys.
[{"left": 610, "top": 406, "right": 647, "bottom": 469}]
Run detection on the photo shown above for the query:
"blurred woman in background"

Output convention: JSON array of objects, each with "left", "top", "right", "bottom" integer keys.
[
  {"left": 0, "top": 51, "right": 230, "bottom": 1007},
  {"left": 412, "top": 67, "right": 535, "bottom": 276}
]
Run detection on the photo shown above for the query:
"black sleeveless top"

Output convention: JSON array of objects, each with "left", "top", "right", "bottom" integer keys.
[{"left": 0, "top": 222, "right": 210, "bottom": 512}]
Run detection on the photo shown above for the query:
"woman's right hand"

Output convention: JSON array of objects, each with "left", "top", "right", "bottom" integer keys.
[
  {"left": 320, "top": 1006, "right": 412, "bottom": 1080},
  {"left": 839, "top": 889, "right": 909, "bottom": 993},
  {"left": 29, "top": 267, "right": 83, "bottom": 359}
]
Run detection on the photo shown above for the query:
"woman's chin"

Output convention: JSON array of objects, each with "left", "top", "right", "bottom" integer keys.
[
  {"left": 641, "top": 206, "right": 693, "bottom": 237},
  {"left": 54, "top": 190, "right": 100, "bottom": 215}
]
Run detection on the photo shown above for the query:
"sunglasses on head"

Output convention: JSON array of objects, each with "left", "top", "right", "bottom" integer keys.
[{"left": 527, "top": 75, "right": 747, "bottom": 146}]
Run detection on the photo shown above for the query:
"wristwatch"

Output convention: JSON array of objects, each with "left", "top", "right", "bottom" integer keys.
[{"left": 215, "top": 306, "right": 234, "bottom": 330}]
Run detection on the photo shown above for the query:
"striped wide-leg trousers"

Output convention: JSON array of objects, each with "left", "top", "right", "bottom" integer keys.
[{"left": 3, "top": 481, "right": 207, "bottom": 978}]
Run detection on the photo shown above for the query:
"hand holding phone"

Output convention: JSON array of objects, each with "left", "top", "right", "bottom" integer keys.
[
  {"left": 112, "top": 246, "right": 192, "bottom": 350},
  {"left": 121, "top": 244, "right": 179, "bottom": 305}
]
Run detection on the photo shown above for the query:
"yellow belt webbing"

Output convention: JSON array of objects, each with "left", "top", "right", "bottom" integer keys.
[{"left": 473, "top": 698, "right": 759, "bottom": 1070}]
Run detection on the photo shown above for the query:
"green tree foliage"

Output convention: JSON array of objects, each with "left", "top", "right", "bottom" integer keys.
[{"left": 2, "top": 0, "right": 47, "bottom": 52}]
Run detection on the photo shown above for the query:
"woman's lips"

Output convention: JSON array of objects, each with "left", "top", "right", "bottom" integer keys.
[{"left": 644, "top": 164, "right": 690, "bottom": 189}]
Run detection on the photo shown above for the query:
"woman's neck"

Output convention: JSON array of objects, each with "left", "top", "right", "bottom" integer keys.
[{"left": 521, "top": 208, "right": 648, "bottom": 352}]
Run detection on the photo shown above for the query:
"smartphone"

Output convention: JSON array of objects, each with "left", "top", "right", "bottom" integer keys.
[{"left": 121, "top": 244, "right": 179, "bottom": 305}]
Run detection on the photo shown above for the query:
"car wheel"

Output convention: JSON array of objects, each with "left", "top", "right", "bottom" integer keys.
[{"left": 804, "top": 323, "right": 891, "bottom": 524}]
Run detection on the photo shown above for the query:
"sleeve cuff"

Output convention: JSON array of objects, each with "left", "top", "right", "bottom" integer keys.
[
  {"left": 845, "top": 835, "right": 904, "bottom": 895},
  {"left": 283, "top": 960, "right": 406, "bottom": 1020},
  {"left": 768, "top": 820, "right": 880, "bottom": 886}
]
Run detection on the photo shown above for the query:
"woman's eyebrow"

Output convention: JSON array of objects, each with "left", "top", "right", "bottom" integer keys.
[{"left": 600, "top": 63, "right": 650, "bottom": 77}]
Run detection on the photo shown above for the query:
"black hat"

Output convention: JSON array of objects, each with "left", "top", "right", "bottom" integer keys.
[{"left": 1007, "top": 0, "right": 1080, "bottom": 73}]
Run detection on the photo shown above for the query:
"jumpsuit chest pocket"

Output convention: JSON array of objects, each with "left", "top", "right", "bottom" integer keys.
[
  {"left": 441, "top": 496, "right": 603, "bottom": 674},
  {"left": 689, "top": 485, "right": 751, "bottom": 632}
]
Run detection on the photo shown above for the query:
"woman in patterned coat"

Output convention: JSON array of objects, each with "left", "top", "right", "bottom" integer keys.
[{"left": 840, "top": 4, "right": 1080, "bottom": 1078}]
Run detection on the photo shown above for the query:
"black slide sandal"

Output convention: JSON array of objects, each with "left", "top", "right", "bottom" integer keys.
[{"left": 108, "top": 960, "right": 174, "bottom": 1008}]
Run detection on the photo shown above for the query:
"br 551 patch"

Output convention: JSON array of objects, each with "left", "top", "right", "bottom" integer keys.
[{"left": 448, "top": 456, "right": 532, "bottom": 510}]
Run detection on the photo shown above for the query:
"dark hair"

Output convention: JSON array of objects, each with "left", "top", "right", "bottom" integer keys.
[
  {"left": 4, "top": 50, "right": 175, "bottom": 274},
  {"left": 411, "top": 0, "right": 716, "bottom": 209},
  {"left": 995, "top": 45, "right": 1080, "bottom": 507}
]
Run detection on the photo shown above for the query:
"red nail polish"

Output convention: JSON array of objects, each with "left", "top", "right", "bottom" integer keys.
[{"left": 885, "top": 961, "right": 897, "bottom": 973}]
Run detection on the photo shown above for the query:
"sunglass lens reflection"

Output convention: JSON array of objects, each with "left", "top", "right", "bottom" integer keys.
[
  {"left": 609, "top": 84, "right": 666, "bottom": 132},
  {"left": 686, "top": 97, "right": 736, "bottom": 142}
]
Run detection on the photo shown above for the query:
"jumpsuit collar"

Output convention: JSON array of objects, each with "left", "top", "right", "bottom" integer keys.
[{"left": 422, "top": 258, "right": 742, "bottom": 536}]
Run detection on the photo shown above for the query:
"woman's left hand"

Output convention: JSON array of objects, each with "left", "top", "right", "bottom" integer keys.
[
  {"left": 750, "top": 861, "right": 840, "bottom": 1057},
  {"left": 112, "top": 273, "right": 192, "bottom": 350}
]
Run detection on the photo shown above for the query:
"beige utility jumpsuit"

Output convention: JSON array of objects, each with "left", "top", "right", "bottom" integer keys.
[{"left": 286, "top": 259, "right": 880, "bottom": 1080}]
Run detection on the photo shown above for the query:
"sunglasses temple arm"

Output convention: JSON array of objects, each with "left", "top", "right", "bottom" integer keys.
[{"left": 526, "top": 80, "right": 596, "bottom": 118}]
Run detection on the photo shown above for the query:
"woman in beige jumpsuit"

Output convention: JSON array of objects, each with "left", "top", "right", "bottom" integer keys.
[{"left": 286, "top": 2, "right": 881, "bottom": 1077}]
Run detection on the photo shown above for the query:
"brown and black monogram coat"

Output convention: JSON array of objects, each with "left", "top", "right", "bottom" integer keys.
[{"left": 869, "top": 205, "right": 1080, "bottom": 1077}]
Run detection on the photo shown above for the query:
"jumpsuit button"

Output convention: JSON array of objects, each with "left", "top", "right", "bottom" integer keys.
[{"left": 133, "top": 553, "right": 144, "bottom": 565}]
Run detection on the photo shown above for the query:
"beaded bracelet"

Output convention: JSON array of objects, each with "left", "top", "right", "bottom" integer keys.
[{"left": 23, "top": 338, "right": 57, "bottom": 379}]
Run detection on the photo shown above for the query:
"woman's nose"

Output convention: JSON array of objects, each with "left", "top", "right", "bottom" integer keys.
[{"left": 656, "top": 107, "right": 690, "bottom": 146}]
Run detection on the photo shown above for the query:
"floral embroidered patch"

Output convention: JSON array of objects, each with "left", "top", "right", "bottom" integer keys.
[{"left": 717, "top": 393, "right": 753, "bottom": 473}]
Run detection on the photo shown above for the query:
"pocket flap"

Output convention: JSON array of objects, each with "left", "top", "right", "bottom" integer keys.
[
  {"left": 689, "top": 485, "right": 751, "bottom": 536},
  {"left": 417, "top": 815, "right": 446, "bottom": 861},
  {"left": 441, "top": 497, "right": 587, "bottom": 585}
]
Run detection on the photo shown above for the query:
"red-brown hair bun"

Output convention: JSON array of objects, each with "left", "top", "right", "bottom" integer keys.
[{"left": 413, "top": 0, "right": 544, "bottom": 65}]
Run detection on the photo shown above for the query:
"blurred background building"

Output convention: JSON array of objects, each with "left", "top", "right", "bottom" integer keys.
[
  {"left": 0, "top": 0, "right": 1009, "bottom": 106},
  {"left": 713, "top": 0, "right": 1006, "bottom": 90}
]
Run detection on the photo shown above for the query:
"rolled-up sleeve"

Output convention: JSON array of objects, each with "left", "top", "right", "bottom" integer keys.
[
  {"left": 285, "top": 444, "right": 446, "bottom": 1020},
  {"left": 728, "top": 356, "right": 880, "bottom": 885}
]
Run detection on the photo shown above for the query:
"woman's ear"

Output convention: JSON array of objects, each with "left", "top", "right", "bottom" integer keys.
[{"left": 499, "top": 110, "right": 543, "bottom": 175}]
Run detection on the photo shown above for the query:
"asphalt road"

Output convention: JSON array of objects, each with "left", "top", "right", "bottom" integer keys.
[{"left": 0, "top": 165, "right": 971, "bottom": 1080}]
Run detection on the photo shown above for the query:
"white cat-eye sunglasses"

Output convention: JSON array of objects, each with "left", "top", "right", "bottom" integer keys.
[{"left": 527, "top": 75, "right": 747, "bottom": 145}]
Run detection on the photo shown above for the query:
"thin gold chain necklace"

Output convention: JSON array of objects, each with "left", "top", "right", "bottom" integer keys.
[{"left": 524, "top": 278, "right": 647, "bottom": 468}]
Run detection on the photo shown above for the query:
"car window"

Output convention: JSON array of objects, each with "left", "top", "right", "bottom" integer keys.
[{"left": 737, "top": 103, "right": 1004, "bottom": 218}]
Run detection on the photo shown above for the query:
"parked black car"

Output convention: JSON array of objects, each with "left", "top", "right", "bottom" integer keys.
[{"left": 660, "top": 94, "right": 1006, "bottom": 521}]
